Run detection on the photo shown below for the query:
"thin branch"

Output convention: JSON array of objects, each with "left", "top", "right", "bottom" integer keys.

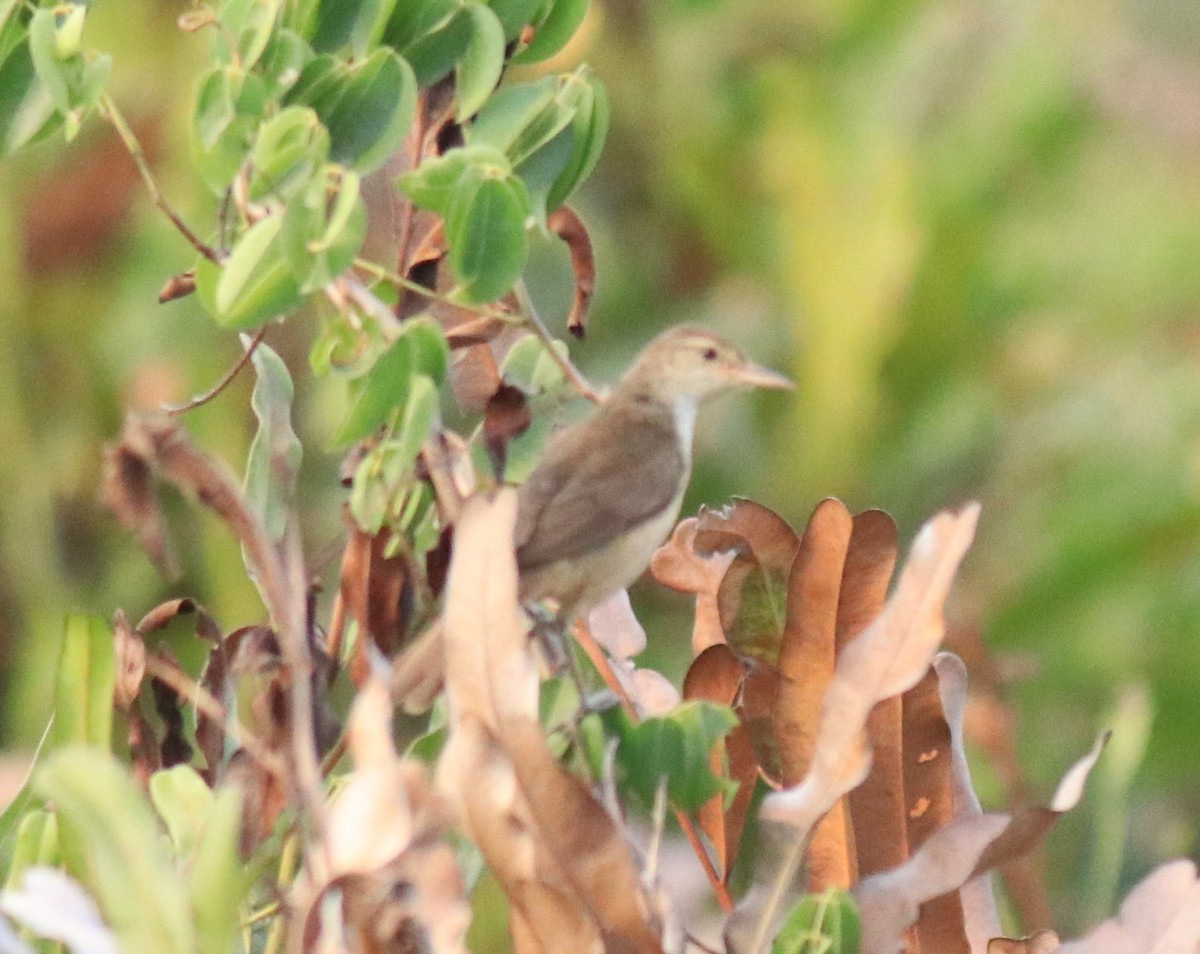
[
  {"left": 513, "top": 280, "right": 604, "bottom": 404},
  {"left": 351, "top": 257, "right": 509, "bottom": 320},
  {"left": 99, "top": 94, "right": 221, "bottom": 263},
  {"left": 142, "top": 652, "right": 283, "bottom": 779},
  {"left": 162, "top": 328, "right": 266, "bottom": 416}
]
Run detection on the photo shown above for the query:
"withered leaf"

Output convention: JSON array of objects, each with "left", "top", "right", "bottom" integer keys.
[
  {"left": 683, "top": 644, "right": 759, "bottom": 884},
  {"left": 1055, "top": 860, "right": 1200, "bottom": 953},
  {"left": 548, "top": 206, "right": 596, "bottom": 338},
  {"left": 112, "top": 610, "right": 146, "bottom": 712},
  {"left": 650, "top": 517, "right": 734, "bottom": 654},
  {"left": 439, "top": 491, "right": 668, "bottom": 953},
  {"left": 989, "top": 931, "right": 1061, "bottom": 954},
  {"left": 100, "top": 439, "right": 176, "bottom": 576},
  {"left": 695, "top": 499, "right": 801, "bottom": 662},
  {"left": 337, "top": 525, "right": 416, "bottom": 686},
  {"left": 483, "top": 382, "right": 532, "bottom": 481},
  {"left": 854, "top": 732, "right": 1109, "bottom": 954}
]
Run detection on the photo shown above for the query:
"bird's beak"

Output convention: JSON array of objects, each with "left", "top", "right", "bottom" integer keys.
[{"left": 728, "top": 360, "right": 794, "bottom": 391}]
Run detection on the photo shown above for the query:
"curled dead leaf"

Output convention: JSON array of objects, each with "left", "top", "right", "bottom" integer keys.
[
  {"left": 650, "top": 518, "right": 734, "bottom": 654},
  {"left": 548, "top": 206, "right": 596, "bottom": 338}
]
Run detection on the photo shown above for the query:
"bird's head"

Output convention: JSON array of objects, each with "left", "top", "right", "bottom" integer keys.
[{"left": 624, "top": 327, "right": 793, "bottom": 404}]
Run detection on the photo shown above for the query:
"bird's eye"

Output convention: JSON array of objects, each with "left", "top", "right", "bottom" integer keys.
[{"left": 702, "top": 347, "right": 719, "bottom": 362}]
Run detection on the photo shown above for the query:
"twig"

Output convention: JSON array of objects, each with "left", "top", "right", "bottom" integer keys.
[
  {"left": 575, "top": 619, "right": 734, "bottom": 912},
  {"left": 513, "top": 280, "right": 604, "bottom": 404},
  {"left": 351, "top": 257, "right": 509, "bottom": 320},
  {"left": 162, "top": 328, "right": 266, "bottom": 416},
  {"left": 99, "top": 94, "right": 221, "bottom": 263},
  {"left": 142, "top": 652, "right": 282, "bottom": 779}
]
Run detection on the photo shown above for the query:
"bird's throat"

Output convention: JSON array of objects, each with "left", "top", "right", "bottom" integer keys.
[{"left": 671, "top": 396, "right": 698, "bottom": 458}]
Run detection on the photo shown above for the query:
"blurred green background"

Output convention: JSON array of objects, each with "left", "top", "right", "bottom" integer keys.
[{"left": 3, "top": 0, "right": 1200, "bottom": 935}]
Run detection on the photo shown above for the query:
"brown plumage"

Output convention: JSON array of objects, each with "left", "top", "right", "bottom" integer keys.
[{"left": 394, "top": 326, "right": 792, "bottom": 709}]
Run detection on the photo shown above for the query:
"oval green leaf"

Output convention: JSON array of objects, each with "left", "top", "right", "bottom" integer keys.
[
  {"left": 447, "top": 170, "right": 530, "bottom": 303},
  {"left": 456, "top": 3, "right": 506, "bottom": 121},
  {"left": 510, "top": 0, "right": 588, "bottom": 64}
]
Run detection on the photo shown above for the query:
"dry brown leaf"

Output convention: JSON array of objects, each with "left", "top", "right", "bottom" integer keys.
[
  {"left": 841, "top": 511, "right": 905, "bottom": 878},
  {"left": 336, "top": 525, "right": 416, "bottom": 686},
  {"left": 855, "top": 812, "right": 1011, "bottom": 954},
  {"left": 112, "top": 610, "right": 145, "bottom": 711},
  {"left": 775, "top": 498, "right": 854, "bottom": 786},
  {"left": 649, "top": 518, "right": 734, "bottom": 654},
  {"left": 300, "top": 675, "right": 468, "bottom": 954},
  {"left": 902, "top": 667, "right": 966, "bottom": 953},
  {"left": 1055, "top": 860, "right": 1200, "bottom": 954},
  {"left": 989, "top": 930, "right": 1061, "bottom": 953},
  {"left": 854, "top": 732, "right": 1109, "bottom": 954},
  {"left": 483, "top": 382, "right": 533, "bottom": 481},
  {"left": 935, "top": 652, "right": 1003, "bottom": 947},
  {"left": 726, "top": 505, "right": 980, "bottom": 954},
  {"left": 761, "top": 503, "right": 980, "bottom": 836},
  {"left": 683, "top": 644, "right": 758, "bottom": 883},
  {"left": 693, "top": 499, "right": 800, "bottom": 663},
  {"left": 548, "top": 206, "right": 596, "bottom": 337},
  {"left": 775, "top": 499, "right": 854, "bottom": 892},
  {"left": 438, "top": 491, "right": 668, "bottom": 954},
  {"left": 100, "top": 439, "right": 175, "bottom": 576}
]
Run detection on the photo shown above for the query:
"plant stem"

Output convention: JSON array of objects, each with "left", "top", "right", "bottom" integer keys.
[
  {"left": 513, "top": 280, "right": 604, "bottom": 404},
  {"left": 163, "top": 328, "right": 266, "bottom": 415},
  {"left": 99, "top": 94, "right": 221, "bottom": 263}
]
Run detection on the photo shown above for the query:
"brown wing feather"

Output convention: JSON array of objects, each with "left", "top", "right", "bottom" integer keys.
[{"left": 515, "top": 398, "right": 686, "bottom": 571}]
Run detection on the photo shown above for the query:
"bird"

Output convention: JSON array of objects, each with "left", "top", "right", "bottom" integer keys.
[{"left": 393, "top": 325, "right": 792, "bottom": 709}]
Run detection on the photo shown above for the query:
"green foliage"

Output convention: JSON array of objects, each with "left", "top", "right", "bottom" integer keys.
[
  {"left": 771, "top": 889, "right": 861, "bottom": 954},
  {"left": 52, "top": 615, "right": 114, "bottom": 752},
  {"left": 597, "top": 699, "right": 739, "bottom": 812},
  {"left": 37, "top": 749, "right": 196, "bottom": 954}
]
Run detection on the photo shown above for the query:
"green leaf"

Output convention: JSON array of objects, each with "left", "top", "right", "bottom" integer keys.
[
  {"left": 498, "top": 333, "right": 567, "bottom": 393},
  {"left": 249, "top": 105, "right": 329, "bottom": 200},
  {"left": 36, "top": 749, "right": 194, "bottom": 954},
  {"left": 334, "top": 316, "right": 449, "bottom": 446},
  {"left": 446, "top": 169, "right": 530, "bottom": 303},
  {"left": 288, "top": 48, "right": 416, "bottom": 173},
  {"left": 456, "top": 4, "right": 505, "bottom": 121},
  {"left": 398, "top": 142, "right": 510, "bottom": 213},
  {"left": 380, "top": 0, "right": 456, "bottom": 50},
  {"left": 402, "top": 6, "right": 473, "bottom": 86},
  {"left": 546, "top": 72, "right": 607, "bottom": 210},
  {"left": 3, "top": 810, "right": 59, "bottom": 890},
  {"left": 149, "top": 765, "right": 214, "bottom": 861},
  {"left": 221, "top": 0, "right": 282, "bottom": 69},
  {"left": 603, "top": 700, "right": 738, "bottom": 812},
  {"left": 310, "top": 0, "right": 392, "bottom": 55},
  {"left": 487, "top": 0, "right": 545, "bottom": 40},
  {"left": 189, "top": 785, "right": 248, "bottom": 954},
  {"left": 772, "top": 889, "right": 862, "bottom": 954},
  {"left": 511, "top": 0, "right": 589, "bottom": 64},
  {"left": 52, "top": 615, "right": 115, "bottom": 751},
  {"left": 27, "top": 5, "right": 109, "bottom": 137},
  {"left": 210, "top": 215, "right": 304, "bottom": 330},
  {"left": 280, "top": 164, "right": 367, "bottom": 291},
  {"left": 256, "top": 27, "right": 312, "bottom": 99},
  {"left": 0, "top": 40, "right": 61, "bottom": 155},
  {"left": 516, "top": 123, "right": 574, "bottom": 225},
  {"left": 191, "top": 66, "right": 268, "bottom": 192},
  {"left": 467, "top": 75, "right": 557, "bottom": 155},
  {"left": 244, "top": 341, "right": 302, "bottom": 544}
]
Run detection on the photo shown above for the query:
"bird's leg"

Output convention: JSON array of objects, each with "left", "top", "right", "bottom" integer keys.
[
  {"left": 524, "top": 600, "right": 593, "bottom": 701},
  {"left": 524, "top": 599, "right": 571, "bottom": 673}
]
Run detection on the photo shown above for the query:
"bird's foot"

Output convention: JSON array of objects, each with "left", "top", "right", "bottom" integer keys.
[{"left": 524, "top": 599, "right": 571, "bottom": 674}]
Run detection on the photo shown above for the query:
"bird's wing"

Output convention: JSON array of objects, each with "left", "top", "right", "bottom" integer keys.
[{"left": 515, "top": 400, "right": 686, "bottom": 571}]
